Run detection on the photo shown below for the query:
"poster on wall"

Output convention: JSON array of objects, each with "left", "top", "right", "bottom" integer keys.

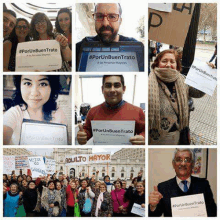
[{"left": 192, "top": 148, "right": 208, "bottom": 178}]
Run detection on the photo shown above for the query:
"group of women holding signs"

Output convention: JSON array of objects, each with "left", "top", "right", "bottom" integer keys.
[
  {"left": 3, "top": 8, "right": 72, "bottom": 72},
  {"left": 3, "top": 172, "right": 145, "bottom": 217}
]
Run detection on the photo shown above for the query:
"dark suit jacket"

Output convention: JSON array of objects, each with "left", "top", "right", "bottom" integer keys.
[{"left": 149, "top": 176, "right": 217, "bottom": 217}]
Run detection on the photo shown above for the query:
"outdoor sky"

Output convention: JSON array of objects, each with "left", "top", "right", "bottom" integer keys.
[{"left": 27, "top": 148, "right": 121, "bottom": 157}]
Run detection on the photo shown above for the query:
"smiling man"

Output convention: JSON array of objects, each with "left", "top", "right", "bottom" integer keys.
[
  {"left": 3, "top": 9, "right": 17, "bottom": 40},
  {"left": 77, "top": 75, "right": 145, "bottom": 145},
  {"left": 76, "top": 3, "right": 140, "bottom": 65},
  {"left": 149, "top": 148, "right": 217, "bottom": 217}
]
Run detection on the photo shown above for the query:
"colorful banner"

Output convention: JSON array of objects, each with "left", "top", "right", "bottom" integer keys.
[{"left": 15, "top": 156, "right": 29, "bottom": 169}]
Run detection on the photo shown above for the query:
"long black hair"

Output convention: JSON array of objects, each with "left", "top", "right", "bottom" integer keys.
[
  {"left": 55, "top": 8, "right": 72, "bottom": 34},
  {"left": 8, "top": 18, "right": 31, "bottom": 45},
  {"left": 12, "top": 75, "right": 61, "bottom": 121}
]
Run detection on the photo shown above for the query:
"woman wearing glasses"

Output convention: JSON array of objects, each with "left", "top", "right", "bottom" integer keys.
[
  {"left": 3, "top": 18, "right": 31, "bottom": 71},
  {"left": 30, "top": 12, "right": 71, "bottom": 71}
]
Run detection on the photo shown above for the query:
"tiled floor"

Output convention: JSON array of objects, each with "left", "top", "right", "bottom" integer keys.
[{"left": 190, "top": 88, "right": 217, "bottom": 145}]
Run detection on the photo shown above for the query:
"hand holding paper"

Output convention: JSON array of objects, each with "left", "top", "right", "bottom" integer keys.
[
  {"left": 129, "top": 135, "right": 145, "bottom": 145},
  {"left": 77, "top": 124, "right": 88, "bottom": 145},
  {"left": 149, "top": 186, "right": 163, "bottom": 210}
]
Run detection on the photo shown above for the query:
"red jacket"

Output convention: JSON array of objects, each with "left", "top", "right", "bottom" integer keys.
[{"left": 66, "top": 184, "right": 79, "bottom": 207}]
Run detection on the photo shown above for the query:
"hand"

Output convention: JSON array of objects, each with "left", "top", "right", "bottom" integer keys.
[
  {"left": 129, "top": 135, "right": 145, "bottom": 145},
  {"left": 118, "top": 205, "right": 124, "bottom": 210},
  {"left": 49, "top": 204, "right": 54, "bottom": 208},
  {"left": 55, "top": 34, "right": 68, "bottom": 49},
  {"left": 96, "top": 170, "right": 99, "bottom": 174},
  {"left": 141, "top": 204, "right": 145, "bottom": 208},
  {"left": 149, "top": 186, "right": 163, "bottom": 209},
  {"left": 3, "top": 186, "right": 7, "bottom": 193},
  {"left": 86, "top": 187, "right": 90, "bottom": 192},
  {"left": 138, "top": 171, "right": 143, "bottom": 177},
  {"left": 77, "top": 124, "right": 87, "bottom": 145},
  {"left": 108, "top": 214, "right": 111, "bottom": 217},
  {"left": 19, "top": 192, "right": 23, "bottom": 197}
]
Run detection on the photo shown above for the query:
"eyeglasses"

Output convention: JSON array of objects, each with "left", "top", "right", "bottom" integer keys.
[
  {"left": 93, "top": 13, "right": 120, "bottom": 22},
  {"left": 16, "top": 25, "right": 28, "bottom": 30},
  {"left": 174, "top": 157, "right": 192, "bottom": 163},
  {"left": 35, "top": 20, "right": 46, "bottom": 26}
]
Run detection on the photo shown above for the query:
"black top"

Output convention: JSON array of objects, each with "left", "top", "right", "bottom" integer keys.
[{"left": 148, "top": 176, "right": 217, "bottom": 217}]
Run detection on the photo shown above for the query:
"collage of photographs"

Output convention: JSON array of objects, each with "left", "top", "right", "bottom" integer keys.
[{"left": 2, "top": 2, "right": 218, "bottom": 218}]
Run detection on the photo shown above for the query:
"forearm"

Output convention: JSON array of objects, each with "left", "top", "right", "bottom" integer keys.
[{"left": 61, "top": 46, "right": 72, "bottom": 62}]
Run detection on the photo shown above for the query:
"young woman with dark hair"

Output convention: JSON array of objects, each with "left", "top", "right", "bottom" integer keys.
[
  {"left": 3, "top": 18, "right": 31, "bottom": 71},
  {"left": 55, "top": 8, "right": 72, "bottom": 50},
  {"left": 30, "top": 12, "right": 71, "bottom": 68},
  {"left": 3, "top": 75, "right": 67, "bottom": 145}
]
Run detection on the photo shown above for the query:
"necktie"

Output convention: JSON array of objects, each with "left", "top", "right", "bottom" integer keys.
[{"left": 181, "top": 180, "right": 188, "bottom": 192}]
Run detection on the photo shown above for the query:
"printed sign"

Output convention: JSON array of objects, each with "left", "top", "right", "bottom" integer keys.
[
  {"left": 131, "top": 203, "right": 145, "bottom": 217},
  {"left": 149, "top": 3, "right": 172, "bottom": 12},
  {"left": 149, "top": 3, "right": 195, "bottom": 47},
  {"left": 91, "top": 120, "right": 135, "bottom": 145},
  {"left": 15, "top": 156, "right": 29, "bottom": 169},
  {"left": 45, "top": 158, "right": 56, "bottom": 174},
  {"left": 28, "top": 156, "right": 47, "bottom": 178},
  {"left": 3, "top": 156, "right": 15, "bottom": 174},
  {"left": 20, "top": 119, "right": 68, "bottom": 145},
  {"left": 171, "top": 193, "right": 207, "bottom": 217},
  {"left": 66, "top": 153, "right": 111, "bottom": 165},
  {"left": 185, "top": 58, "right": 217, "bottom": 96},
  {"left": 86, "top": 52, "right": 139, "bottom": 72},
  {"left": 16, "top": 40, "right": 62, "bottom": 71}
]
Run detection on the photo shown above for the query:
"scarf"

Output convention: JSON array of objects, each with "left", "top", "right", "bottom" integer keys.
[
  {"left": 148, "top": 68, "right": 189, "bottom": 139},
  {"left": 95, "top": 192, "right": 104, "bottom": 217}
]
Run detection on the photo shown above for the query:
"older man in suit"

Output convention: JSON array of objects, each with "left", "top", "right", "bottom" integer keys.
[{"left": 149, "top": 148, "right": 217, "bottom": 217}]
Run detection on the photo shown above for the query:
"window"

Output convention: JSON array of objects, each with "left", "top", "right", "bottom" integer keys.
[
  {"left": 121, "top": 173, "right": 124, "bottom": 178},
  {"left": 112, "top": 173, "right": 115, "bottom": 178},
  {"left": 60, "top": 166, "right": 63, "bottom": 171},
  {"left": 102, "top": 173, "right": 105, "bottom": 177},
  {"left": 82, "top": 173, "right": 84, "bottom": 177},
  {"left": 93, "top": 173, "right": 95, "bottom": 175}
]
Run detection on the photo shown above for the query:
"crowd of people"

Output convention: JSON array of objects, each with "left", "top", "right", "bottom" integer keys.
[
  {"left": 3, "top": 8, "right": 72, "bottom": 71},
  {"left": 3, "top": 171, "right": 145, "bottom": 217}
]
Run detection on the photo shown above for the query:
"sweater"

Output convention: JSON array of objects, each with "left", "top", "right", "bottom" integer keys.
[
  {"left": 83, "top": 102, "right": 145, "bottom": 141},
  {"left": 66, "top": 185, "right": 78, "bottom": 207},
  {"left": 111, "top": 189, "right": 129, "bottom": 213}
]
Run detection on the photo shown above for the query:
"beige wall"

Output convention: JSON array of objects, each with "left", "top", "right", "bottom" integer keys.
[{"left": 148, "top": 148, "right": 217, "bottom": 204}]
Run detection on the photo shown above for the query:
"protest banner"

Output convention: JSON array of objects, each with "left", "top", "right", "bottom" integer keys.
[
  {"left": 185, "top": 58, "right": 217, "bottom": 96},
  {"left": 66, "top": 153, "right": 111, "bottom": 165},
  {"left": 45, "top": 158, "right": 56, "bottom": 174},
  {"left": 15, "top": 156, "right": 29, "bottom": 169},
  {"left": 3, "top": 156, "right": 15, "bottom": 174},
  {"left": 16, "top": 40, "right": 62, "bottom": 71},
  {"left": 65, "top": 154, "right": 89, "bottom": 166},
  {"left": 171, "top": 193, "right": 207, "bottom": 217},
  {"left": 88, "top": 153, "right": 111, "bottom": 164},
  {"left": 28, "top": 156, "right": 46, "bottom": 178},
  {"left": 148, "top": 3, "right": 195, "bottom": 47},
  {"left": 20, "top": 119, "right": 68, "bottom": 145},
  {"left": 91, "top": 120, "right": 135, "bottom": 145}
]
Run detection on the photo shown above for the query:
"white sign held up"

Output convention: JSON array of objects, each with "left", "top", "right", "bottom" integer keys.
[
  {"left": 16, "top": 40, "right": 62, "bottom": 72},
  {"left": 171, "top": 193, "right": 207, "bottom": 217},
  {"left": 28, "top": 156, "right": 47, "bottom": 178},
  {"left": 91, "top": 120, "right": 135, "bottom": 145},
  {"left": 45, "top": 158, "right": 56, "bottom": 174},
  {"left": 3, "top": 156, "right": 15, "bottom": 174},
  {"left": 185, "top": 59, "right": 217, "bottom": 96}
]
